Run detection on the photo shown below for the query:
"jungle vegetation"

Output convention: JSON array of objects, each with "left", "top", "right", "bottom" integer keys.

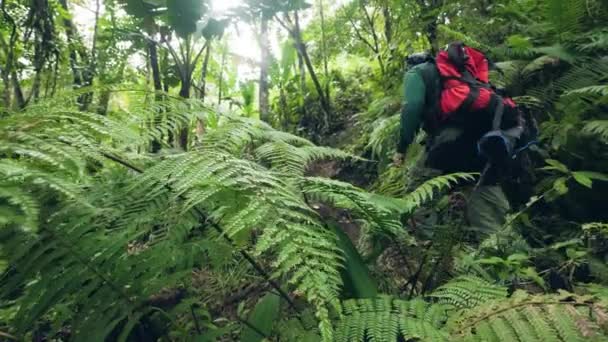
[{"left": 0, "top": 0, "right": 608, "bottom": 341}]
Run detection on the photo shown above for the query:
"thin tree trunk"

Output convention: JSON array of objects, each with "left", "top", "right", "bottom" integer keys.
[
  {"left": 217, "top": 47, "right": 226, "bottom": 105},
  {"left": 196, "top": 42, "right": 212, "bottom": 139},
  {"left": 279, "top": 85, "right": 289, "bottom": 130},
  {"left": 78, "top": 0, "right": 100, "bottom": 111},
  {"left": 292, "top": 12, "right": 331, "bottom": 120},
  {"left": 258, "top": 17, "right": 270, "bottom": 122},
  {"left": 49, "top": 52, "right": 59, "bottom": 96},
  {"left": 58, "top": 0, "right": 83, "bottom": 88},
  {"left": 318, "top": 0, "right": 330, "bottom": 102},
  {"left": 178, "top": 78, "right": 191, "bottom": 149},
  {"left": 149, "top": 40, "right": 164, "bottom": 152},
  {"left": 361, "top": 4, "right": 385, "bottom": 75},
  {"left": 199, "top": 43, "right": 211, "bottom": 99},
  {"left": 10, "top": 70, "right": 24, "bottom": 108},
  {"left": 27, "top": 30, "right": 44, "bottom": 103},
  {"left": 149, "top": 41, "right": 162, "bottom": 92},
  {"left": 417, "top": 0, "right": 440, "bottom": 54},
  {"left": 0, "top": 2, "right": 24, "bottom": 108},
  {"left": 381, "top": 2, "right": 394, "bottom": 65},
  {"left": 176, "top": 40, "right": 192, "bottom": 151},
  {"left": 382, "top": 3, "right": 392, "bottom": 44},
  {"left": 97, "top": 90, "right": 111, "bottom": 115},
  {"left": 0, "top": 66, "right": 10, "bottom": 108}
]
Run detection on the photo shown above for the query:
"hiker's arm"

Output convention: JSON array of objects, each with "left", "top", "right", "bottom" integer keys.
[{"left": 397, "top": 70, "right": 425, "bottom": 154}]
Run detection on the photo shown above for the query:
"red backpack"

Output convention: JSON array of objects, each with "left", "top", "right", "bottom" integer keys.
[{"left": 435, "top": 42, "right": 516, "bottom": 122}]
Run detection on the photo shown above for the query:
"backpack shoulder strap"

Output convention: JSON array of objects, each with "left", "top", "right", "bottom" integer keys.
[{"left": 416, "top": 62, "right": 441, "bottom": 134}]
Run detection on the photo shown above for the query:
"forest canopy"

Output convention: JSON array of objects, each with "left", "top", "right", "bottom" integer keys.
[{"left": 1, "top": 0, "right": 608, "bottom": 341}]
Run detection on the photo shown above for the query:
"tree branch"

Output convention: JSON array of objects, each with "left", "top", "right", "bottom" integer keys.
[
  {"left": 95, "top": 150, "right": 298, "bottom": 311},
  {"left": 348, "top": 17, "right": 378, "bottom": 52}
]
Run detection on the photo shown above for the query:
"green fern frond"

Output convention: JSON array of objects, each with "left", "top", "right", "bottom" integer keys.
[
  {"left": 255, "top": 141, "right": 358, "bottom": 175},
  {"left": 583, "top": 121, "right": 608, "bottom": 141},
  {"left": 450, "top": 291, "right": 608, "bottom": 342},
  {"left": 437, "top": 25, "right": 489, "bottom": 51},
  {"left": 300, "top": 177, "right": 404, "bottom": 236},
  {"left": 335, "top": 296, "right": 449, "bottom": 342},
  {"left": 354, "top": 96, "right": 401, "bottom": 125},
  {"left": 403, "top": 173, "right": 477, "bottom": 213},
  {"left": 430, "top": 276, "right": 508, "bottom": 310},
  {"left": 544, "top": 0, "right": 586, "bottom": 36},
  {"left": 0, "top": 186, "right": 39, "bottom": 231},
  {"left": 566, "top": 85, "right": 608, "bottom": 97},
  {"left": 367, "top": 114, "right": 399, "bottom": 158},
  {"left": 582, "top": 222, "right": 608, "bottom": 237}
]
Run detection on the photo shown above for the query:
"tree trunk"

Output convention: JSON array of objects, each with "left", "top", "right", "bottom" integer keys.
[
  {"left": 382, "top": 2, "right": 394, "bottom": 66},
  {"left": 258, "top": 17, "right": 270, "bottom": 122},
  {"left": 149, "top": 41, "right": 162, "bottom": 92},
  {"left": 10, "top": 70, "right": 25, "bottom": 109},
  {"left": 178, "top": 79, "right": 190, "bottom": 150},
  {"left": 97, "top": 90, "right": 111, "bottom": 115},
  {"left": 199, "top": 43, "right": 211, "bottom": 99},
  {"left": 426, "top": 21, "right": 439, "bottom": 54},
  {"left": 0, "top": 3, "right": 24, "bottom": 109},
  {"left": 78, "top": 0, "right": 100, "bottom": 111},
  {"left": 0, "top": 66, "right": 10, "bottom": 108},
  {"left": 58, "top": 0, "right": 82, "bottom": 87},
  {"left": 217, "top": 48, "right": 226, "bottom": 105},
  {"left": 417, "top": 0, "right": 440, "bottom": 54},
  {"left": 279, "top": 85, "right": 289, "bottom": 130},
  {"left": 148, "top": 40, "right": 164, "bottom": 152},
  {"left": 195, "top": 43, "right": 211, "bottom": 139},
  {"left": 382, "top": 3, "right": 392, "bottom": 44},
  {"left": 292, "top": 12, "right": 331, "bottom": 122},
  {"left": 318, "top": 0, "right": 330, "bottom": 103}
]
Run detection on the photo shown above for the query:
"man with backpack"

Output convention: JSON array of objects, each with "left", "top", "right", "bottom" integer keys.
[{"left": 394, "top": 42, "right": 532, "bottom": 239}]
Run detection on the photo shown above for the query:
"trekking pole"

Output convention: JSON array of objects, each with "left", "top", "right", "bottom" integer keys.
[{"left": 473, "top": 162, "right": 492, "bottom": 193}]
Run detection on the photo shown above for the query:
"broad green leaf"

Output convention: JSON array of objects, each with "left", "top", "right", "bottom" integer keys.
[
  {"left": 550, "top": 238, "right": 582, "bottom": 250},
  {"left": 330, "top": 223, "right": 378, "bottom": 298},
  {"left": 553, "top": 176, "right": 569, "bottom": 195},
  {"left": 545, "top": 159, "right": 569, "bottom": 173},
  {"left": 576, "top": 171, "right": 608, "bottom": 182},
  {"left": 240, "top": 293, "right": 281, "bottom": 342},
  {"left": 522, "top": 267, "right": 546, "bottom": 289},
  {"left": 166, "top": 0, "right": 207, "bottom": 38},
  {"left": 572, "top": 171, "right": 593, "bottom": 188}
]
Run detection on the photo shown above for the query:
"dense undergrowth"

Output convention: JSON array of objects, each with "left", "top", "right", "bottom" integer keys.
[{"left": 1, "top": 0, "right": 608, "bottom": 341}]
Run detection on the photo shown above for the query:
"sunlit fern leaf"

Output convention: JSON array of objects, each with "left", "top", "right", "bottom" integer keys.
[
  {"left": 354, "top": 96, "right": 401, "bottom": 126},
  {"left": 578, "top": 30, "right": 608, "bottom": 52},
  {"left": 0, "top": 186, "right": 39, "bottom": 231},
  {"left": 565, "top": 85, "right": 608, "bottom": 97},
  {"left": 430, "top": 276, "right": 508, "bottom": 310},
  {"left": 583, "top": 222, "right": 608, "bottom": 236},
  {"left": 544, "top": 0, "right": 586, "bottom": 36},
  {"left": 299, "top": 177, "right": 405, "bottom": 237},
  {"left": 255, "top": 141, "right": 358, "bottom": 176},
  {"left": 402, "top": 173, "right": 477, "bottom": 213},
  {"left": 449, "top": 291, "right": 608, "bottom": 342},
  {"left": 118, "top": 148, "right": 344, "bottom": 339},
  {"left": 437, "top": 25, "right": 489, "bottom": 51},
  {"left": 261, "top": 130, "right": 315, "bottom": 147},
  {"left": 583, "top": 120, "right": 608, "bottom": 141},
  {"left": 335, "top": 296, "right": 449, "bottom": 342},
  {"left": 367, "top": 114, "right": 399, "bottom": 158},
  {"left": 200, "top": 115, "right": 269, "bottom": 153},
  {"left": 528, "top": 60, "right": 608, "bottom": 107}
]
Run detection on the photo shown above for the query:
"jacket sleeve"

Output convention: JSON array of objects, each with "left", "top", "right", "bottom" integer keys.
[{"left": 397, "top": 69, "right": 426, "bottom": 154}]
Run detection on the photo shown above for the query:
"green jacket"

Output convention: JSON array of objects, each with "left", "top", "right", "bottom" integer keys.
[{"left": 398, "top": 62, "right": 440, "bottom": 154}]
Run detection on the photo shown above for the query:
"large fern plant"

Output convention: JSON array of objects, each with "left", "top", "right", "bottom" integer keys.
[
  {"left": 0, "top": 91, "right": 440, "bottom": 340},
  {"left": 334, "top": 276, "right": 608, "bottom": 341}
]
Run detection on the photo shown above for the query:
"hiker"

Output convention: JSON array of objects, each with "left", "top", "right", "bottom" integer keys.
[{"left": 394, "top": 42, "right": 534, "bottom": 239}]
